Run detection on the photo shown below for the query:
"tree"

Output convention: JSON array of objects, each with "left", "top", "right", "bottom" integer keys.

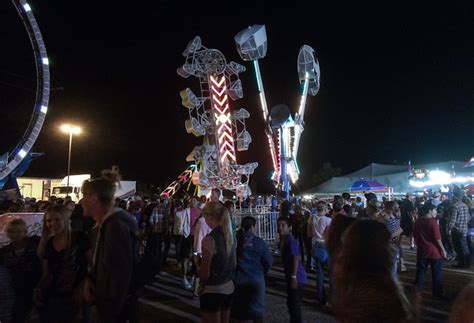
[{"left": 312, "top": 162, "right": 342, "bottom": 185}]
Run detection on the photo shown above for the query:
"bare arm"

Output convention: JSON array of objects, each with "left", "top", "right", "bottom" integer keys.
[{"left": 437, "top": 239, "right": 447, "bottom": 259}]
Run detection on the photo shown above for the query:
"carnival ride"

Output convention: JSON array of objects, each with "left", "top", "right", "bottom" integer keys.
[
  {"left": 167, "top": 36, "right": 258, "bottom": 198},
  {"left": 0, "top": 0, "right": 50, "bottom": 189},
  {"left": 235, "top": 25, "right": 320, "bottom": 198}
]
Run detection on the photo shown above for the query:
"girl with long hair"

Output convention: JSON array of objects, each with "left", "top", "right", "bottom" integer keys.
[
  {"left": 231, "top": 216, "right": 272, "bottom": 323},
  {"left": 334, "top": 220, "right": 417, "bottom": 322},
  {"left": 199, "top": 202, "right": 236, "bottom": 323},
  {"left": 34, "top": 204, "right": 91, "bottom": 322}
]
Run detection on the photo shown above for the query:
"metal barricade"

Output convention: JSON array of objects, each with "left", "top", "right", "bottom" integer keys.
[{"left": 234, "top": 208, "right": 279, "bottom": 242}]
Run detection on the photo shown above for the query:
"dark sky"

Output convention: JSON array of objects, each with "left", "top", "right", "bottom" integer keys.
[{"left": 1, "top": 1, "right": 473, "bottom": 193}]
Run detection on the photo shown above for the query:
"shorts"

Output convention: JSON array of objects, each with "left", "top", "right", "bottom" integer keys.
[{"left": 200, "top": 292, "right": 234, "bottom": 313}]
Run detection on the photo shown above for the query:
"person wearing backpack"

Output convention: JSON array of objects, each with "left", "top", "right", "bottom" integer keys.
[{"left": 82, "top": 170, "right": 140, "bottom": 322}]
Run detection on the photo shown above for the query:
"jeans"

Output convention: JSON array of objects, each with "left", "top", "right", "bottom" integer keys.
[
  {"left": 286, "top": 285, "right": 303, "bottom": 323},
  {"left": 147, "top": 232, "right": 171, "bottom": 269},
  {"left": 312, "top": 242, "right": 328, "bottom": 304},
  {"left": 414, "top": 258, "right": 443, "bottom": 297},
  {"left": 173, "top": 234, "right": 183, "bottom": 263},
  {"left": 303, "top": 236, "right": 314, "bottom": 269},
  {"left": 451, "top": 229, "right": 470, "bottom": 267}
]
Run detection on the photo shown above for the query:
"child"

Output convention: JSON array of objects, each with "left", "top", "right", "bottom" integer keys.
[{"left": 277, "top": 216, "right": 307, "bottom": 323}]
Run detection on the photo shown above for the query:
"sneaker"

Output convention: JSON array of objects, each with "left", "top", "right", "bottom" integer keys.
[
  {"left": 183, "top": 278, "right": 192, "bottom": 290},
  {"left": 400, "top": 264, "right": 407, "bottom": 272},
  {"left": 189, "top": 276, "right": 195, "bottom": 287}
]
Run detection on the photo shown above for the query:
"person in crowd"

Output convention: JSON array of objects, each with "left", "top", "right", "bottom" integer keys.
[
  {"left": 461, "top": 196, "right": 473, "bottom": 258},
  {"left": 341, "top": 192, "right": 351, "bottom": 206},
  {"left": 333, "top": 220, "right": 417, "bottom": 322},
  {"left": 198, "top": 202, "right": 236, "bottom": 323},
  {"left": 0, "top": 218, "right": 41, "bottom": 322},
  {"left": 148, "top": 195, "right": 172, "bottom": 269},
  {"left": 325, "top": 214, "right": 356, "bottom": 305},
  {"left": 357, "top": 192, "right": 377, "bottom": 219},
  {"left": 413, "top": 202, "right": 447, "bottom": 299},
  {"left": 330, "top": 196, "right": 344, "bottom": 218},
  {"left": 172, "top": 200, "right": 185, "bottom": 265},
  {"left": 34, "top": 205, "right": 91, "bottom": 322},
  {"left": 174, "top": 200, "right": 193, "bottom": 289},
  {"left": 199, "top": 195, "right": 207, "bottom": 209},
  {"left": 431, "top": 192, "right": 442, "bottom": 207},
  {"left": 438, "top": 193, "right": 454, "bottom": 260},
  {"left": 449, "top": 283, "right": 474, "bottom": 323},
  {"left": 128, "top": 200, "right": 145, "bottom": 232},
  {"left": 231, "top": 216, "right": 272, "bottom": 323},
  {"left": 301, "top": 206, "right": 314, "bottom": 271},
  {"left": 277, "top": 216, "right": 307, "bottom": 323},
  {"left": 0, "top": 263, "right": 15, "bottom": 323},
  {"left": 81, "top": 170, "right": 139, "bottom": 322},
  {"left": 380, "top": 201, "right": 406, "bottom": 273},
  {"left": 311, "top": 202, "right": 332, "bottom": 305},
  {"left": 448, "top": 187, "right": 471, "bottom": 268},
  {"left": 224, "top": 200, "right": 238, "bottom": 236},
  {"left": 400, "top": 193, "right": 417, "bottom": 249},
  {"left": 192, "top": 205, "right": 212, "bottom": 299},
  {"left": 210, "top": 188, "right": 221, "bottom": 204},
  {"left": 289, "top": 205, "right": 306, "bottom": 266}
]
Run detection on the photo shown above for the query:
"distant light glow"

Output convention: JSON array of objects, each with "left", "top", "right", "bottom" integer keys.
[
  {"left": 40, "top": 105, "right": 48, "bottom": 114},
  {"left": 409, "top": 169, "right": 474, "bottom": 188},
  {"left": 18, "top": 149, "right": 27, "bottom": 158},
  {"left": 22, "top": 3, "right": 32, "bottom": 12},
  {"left": 61, "top": 124, "right": 81, "bottom": 135}
]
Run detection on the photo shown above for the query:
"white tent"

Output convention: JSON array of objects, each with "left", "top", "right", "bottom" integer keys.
[{"left": 305, "top": 161, "right": 469, "bottom": 195}]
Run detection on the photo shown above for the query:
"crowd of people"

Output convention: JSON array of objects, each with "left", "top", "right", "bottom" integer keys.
[{"left": 0, "top": 174, "right": 473, "bottom": 322}]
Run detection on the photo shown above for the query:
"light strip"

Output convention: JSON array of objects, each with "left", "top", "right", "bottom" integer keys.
[
  {"left": 40, "top": 105, "right": 48, "bottom": 114},
  {"left": 210, "top": 75, "right": 236, "bottom": 166},
  {"left": 42, "top": 57, "right": 49, "bottom": 65},
  {"left": 293, "top": 73, "right": 309, "bottom": 160}
]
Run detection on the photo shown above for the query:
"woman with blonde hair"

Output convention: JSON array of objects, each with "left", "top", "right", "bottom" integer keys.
[
  {"left": 34, "top": 204, "right": 91, "bottom": 322},
  {"left": 198, "top": 201, "right": 236, "bottom": 323}
]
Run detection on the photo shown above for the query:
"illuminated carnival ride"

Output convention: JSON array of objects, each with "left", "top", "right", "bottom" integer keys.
[
  {"left": 234, "top": 25, "right": 320, "bottom": 198},
  {"left": 162, "top": 36, "right": 257, "bottom": 198},
  {"left": 0, "top": 0, "right": 50, "bottom": 190}
]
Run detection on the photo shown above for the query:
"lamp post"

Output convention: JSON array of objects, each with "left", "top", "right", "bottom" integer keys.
[{"left": 60, "top": 124, "right": 81, "bottom": 196}]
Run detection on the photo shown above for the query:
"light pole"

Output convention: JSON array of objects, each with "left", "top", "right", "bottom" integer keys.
[{"left": 60, "top": 124, "right": 81, "bottom": 196}]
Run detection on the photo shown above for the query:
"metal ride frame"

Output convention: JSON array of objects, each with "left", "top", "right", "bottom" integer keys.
[
  {"left": 235, "top": 25, "right": 321, "bottom": 199},
  {"left": 0, "top": 0, "right": 50, "bottom": 182}
]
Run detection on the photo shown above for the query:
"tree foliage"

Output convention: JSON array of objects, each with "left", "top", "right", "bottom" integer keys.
[{"left": 312, "top": 162, "right": 342, "bottom": 185}]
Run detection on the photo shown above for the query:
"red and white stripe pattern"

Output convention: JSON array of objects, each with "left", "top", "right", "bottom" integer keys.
[{"left": 210, "top": 75, "right": 236, "bottom": 166}]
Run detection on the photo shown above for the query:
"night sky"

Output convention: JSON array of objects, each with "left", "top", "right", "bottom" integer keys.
[{"left": 1, "top": 1, "right": 473, "bottom": 193}]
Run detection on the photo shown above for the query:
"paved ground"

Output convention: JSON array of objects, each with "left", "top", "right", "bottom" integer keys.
[{"left": 137, "top": 243, "right": 474, "bottom": 322}]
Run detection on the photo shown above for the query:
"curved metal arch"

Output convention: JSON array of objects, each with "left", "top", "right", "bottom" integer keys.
[{"left": 0, "top": 0, "right": 50, "bottom": 180}]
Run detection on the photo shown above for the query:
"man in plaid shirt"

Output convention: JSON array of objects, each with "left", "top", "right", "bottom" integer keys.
[
  {"left": 148, "top": 196, "right": 173, "bottom": 269},
  {"left": 448, "top": 188, "right": 471, "bottom": 268}
]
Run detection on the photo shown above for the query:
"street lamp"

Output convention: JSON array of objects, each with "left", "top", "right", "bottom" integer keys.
[{"left": 60, "top": 123, "right": 81, "bottom": 196}]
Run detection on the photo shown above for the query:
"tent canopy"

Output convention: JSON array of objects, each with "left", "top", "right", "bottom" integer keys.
[
  {"left": 350, "top": 179, "right": 388, "bottom": 192},
  {"left": 305, "top": 161, "right": 469, "bottom": 195}
]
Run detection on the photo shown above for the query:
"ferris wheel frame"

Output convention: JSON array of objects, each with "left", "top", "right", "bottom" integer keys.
[{"left": 0, "top": 0, "right": 50, "bottom": 181}]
